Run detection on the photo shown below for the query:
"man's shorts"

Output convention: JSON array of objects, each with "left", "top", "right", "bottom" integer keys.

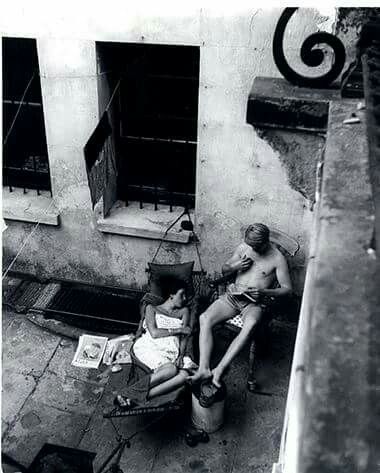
[
  {"left": 217, "top": 285, "right": 273, "bottom": 327},
  {"left": 219, "top": 291, "right": 255, "bottom": 317}
]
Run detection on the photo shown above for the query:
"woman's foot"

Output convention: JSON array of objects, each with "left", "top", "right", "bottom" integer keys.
[
  {"left": 182, "top": 356, "right": 198, "bottom": 372},
  {"left": 188, "top": 368, "right": 212, "bottom": 384}
]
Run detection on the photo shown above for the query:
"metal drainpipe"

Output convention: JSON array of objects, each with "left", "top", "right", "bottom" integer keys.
[{"left": 272, "top": 157, "right": 324, "bottom": 473}]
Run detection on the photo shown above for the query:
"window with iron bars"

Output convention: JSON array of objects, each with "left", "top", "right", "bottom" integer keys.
[
  {"left": 2, "top": 37, "right": 51, "bottom": 195},
  {"left": 87, "top": 42, "right": 199, "bottom": 215}
]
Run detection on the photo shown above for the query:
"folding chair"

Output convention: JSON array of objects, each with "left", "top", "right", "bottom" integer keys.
[{"left": 209, "top": 228, "right": 299, "bottom": 392}]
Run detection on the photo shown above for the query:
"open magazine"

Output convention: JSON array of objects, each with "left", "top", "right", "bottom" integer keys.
[
  {"left": 72, "top": 334, "right": 108, "bottom": 369},
  {"left": 229, "top": 288, "right": 258, "bottom": 303},
  {"left": 102, "top": 334, "right": 134, "bottom": 366}
]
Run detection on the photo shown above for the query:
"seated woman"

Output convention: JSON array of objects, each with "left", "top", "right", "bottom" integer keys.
[{"left": 115, "top": 277, "right": 196, "bottom": 409}]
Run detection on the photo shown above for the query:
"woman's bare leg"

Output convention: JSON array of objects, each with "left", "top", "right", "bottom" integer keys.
[
  {"left": 148, "top": 369, "right": 188, "bottom": 399},
  {"left": 149, "top": 363, "right": 177, "bottom": 388}
]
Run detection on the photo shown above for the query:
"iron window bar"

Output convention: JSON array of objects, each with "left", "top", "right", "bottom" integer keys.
[
  {"left": 3, "top": 99, "right": 42, "bottom": 108},
  {"left": 3, "top": 157, "right": 52, "bottom": 196},
  {"left": 126, "top": 185, "right": 195, "bottom": 212},
  {"left": 124, "top": 135, "right": 197, "bottom": 145},
  {"left": 122, "top": 135, "right": 196, "bottom": 211},
  {"left": 3, "top": 67, "right": 51, "bottom": 194}
]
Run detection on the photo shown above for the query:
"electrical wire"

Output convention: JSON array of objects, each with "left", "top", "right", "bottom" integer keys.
[
  {"left": 2, "top": 195, "right": 59, "bottom": 281},
  {"left": 3, "top": 71, "right": 36, "bottom": 147}
]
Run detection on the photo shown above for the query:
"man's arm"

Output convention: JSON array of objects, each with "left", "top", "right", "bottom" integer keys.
[
  {"left": 264, "top": 254, "right": 292, "bottom": 297},
  {"left": 222, "top": 245, "right": 252, "bottom": 276},
  {"left": 249, "top": 253, "right": 292, "bottom": 298}
]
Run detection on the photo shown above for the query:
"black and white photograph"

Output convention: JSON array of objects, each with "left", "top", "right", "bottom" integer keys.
[{"left": 1, "top": 3, "right": 380, "bottom": 472}]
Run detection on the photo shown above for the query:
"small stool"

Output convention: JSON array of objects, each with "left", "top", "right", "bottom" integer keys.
[{"left": 191, "top": 381, "right": 227, "bottom": 433}]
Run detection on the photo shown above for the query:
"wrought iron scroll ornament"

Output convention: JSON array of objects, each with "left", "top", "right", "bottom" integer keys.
[{"left": 273, "top": 8, "right": 346, "bottom": 88}]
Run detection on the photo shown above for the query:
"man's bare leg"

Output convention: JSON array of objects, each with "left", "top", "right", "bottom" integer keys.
[
  {"left": 212, "top": 305, "right": 262, "bottom": 388},
  {"left": 190, "top": 299, "right": 236, "bottom": 383}
]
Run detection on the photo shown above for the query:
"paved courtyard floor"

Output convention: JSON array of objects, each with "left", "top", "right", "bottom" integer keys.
[{"left": 2, "top": 276, "right": 296, "bottom": 473}]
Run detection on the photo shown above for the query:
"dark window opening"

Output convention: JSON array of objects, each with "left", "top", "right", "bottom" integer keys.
[
  {"left": 95, "top": 42, "right": 200, "bottom": 210},
  {"left": 2, "top": 37, "right": 51, "bottom": 193}
]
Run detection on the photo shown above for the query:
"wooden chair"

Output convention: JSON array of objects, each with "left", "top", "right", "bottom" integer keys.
[{"left": 209, "top": 229, "right": 299, "bottom": 392}]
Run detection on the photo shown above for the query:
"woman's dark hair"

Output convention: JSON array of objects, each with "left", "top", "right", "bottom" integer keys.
[{"left": 159, "top": 276, "right": 186, "bottom": 300}]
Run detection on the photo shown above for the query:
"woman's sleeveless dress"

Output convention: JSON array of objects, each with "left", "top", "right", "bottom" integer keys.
[{"left": 133, "top": 311, "right": 182, "bottom": 370}]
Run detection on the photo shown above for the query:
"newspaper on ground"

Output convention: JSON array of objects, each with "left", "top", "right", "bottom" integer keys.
[
  {"left": 102, "top": 333, "right": 134, "bottom": 365},
  {"left": 72, "top": 334, "right": 108, "bottom": 369}
]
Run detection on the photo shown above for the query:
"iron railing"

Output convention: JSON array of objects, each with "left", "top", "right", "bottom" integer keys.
[{"left": 2, "top": 72, "right": 51, "bottom": 194}]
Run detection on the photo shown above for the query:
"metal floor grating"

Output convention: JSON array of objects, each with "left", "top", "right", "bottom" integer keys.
[
  {"left": 34, "top": 283, "right": 143, "bottom": 334},
  {"left": 6, "top": 280, "right": 46, "bottom": 313}
]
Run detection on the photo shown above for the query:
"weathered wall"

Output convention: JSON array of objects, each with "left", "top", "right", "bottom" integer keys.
[{"left": 1, "top": 6, "right": 337, "bottom": 293}]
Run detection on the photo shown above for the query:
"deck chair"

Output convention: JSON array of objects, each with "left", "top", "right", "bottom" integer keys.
[
  {"left": 209, "top": 228, "right": 300, "bottom": 392},
  {"left": 103, "top": 264, "right": 211, "bottom": 420}
]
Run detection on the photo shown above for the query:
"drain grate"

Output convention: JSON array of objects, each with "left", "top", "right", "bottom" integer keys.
[
  {"left": 7, "top": 280, "right": 46, "bottom": 313},
  {"left": 35, "top": 282, "right": 143, "bottom": 334}
]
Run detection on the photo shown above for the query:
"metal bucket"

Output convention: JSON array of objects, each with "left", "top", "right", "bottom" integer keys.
[{"left": 190, "top": 383, "right": 226, "bottom": 433}]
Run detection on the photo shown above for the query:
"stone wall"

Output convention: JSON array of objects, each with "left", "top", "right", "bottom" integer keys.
[{"left": 2, "top": 6, "right": 340, "bottom": 293}]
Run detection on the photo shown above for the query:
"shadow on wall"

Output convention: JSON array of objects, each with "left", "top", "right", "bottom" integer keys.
[{"left": 256, "top": 128, "right": 325, "bottom": 206}]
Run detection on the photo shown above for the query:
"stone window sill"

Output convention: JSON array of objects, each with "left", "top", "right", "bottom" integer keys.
[
  {"left": 2, "top": 187, "right": 60, "bottom": 226},
  {"left": 95, "top": 200, "right": 193, "bottom": 243}
]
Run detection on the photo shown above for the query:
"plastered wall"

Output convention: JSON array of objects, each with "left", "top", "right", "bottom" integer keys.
[{"left": 1, "top": 6, "right": 338, "bottom": 293}]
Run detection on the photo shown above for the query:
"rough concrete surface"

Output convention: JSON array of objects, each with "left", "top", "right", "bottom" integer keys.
[
  {"left": 2, "top": 277, "right": 296, "bottom": 472},
  {"left": 298, "top": 101, "right": 380, "bottom": 473}
]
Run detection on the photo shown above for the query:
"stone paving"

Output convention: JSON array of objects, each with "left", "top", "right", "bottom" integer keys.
[{"left": 2, "top": 276, "right": 296, "bottom": 473}]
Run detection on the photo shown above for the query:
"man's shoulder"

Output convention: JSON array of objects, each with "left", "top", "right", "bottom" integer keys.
[
  {"left": 270, "top": 244, "right": 288, "bottom": 264},
  {"left": 238, "top": 241, "right": 250, "bottom": 252}
]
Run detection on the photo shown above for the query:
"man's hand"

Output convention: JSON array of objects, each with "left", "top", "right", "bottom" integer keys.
[
  {"left": 246, "top": 288, "right": 266, "bottom": 298},
  {"left": 233, "top": 255, "right": 253, "bottom": 272}
]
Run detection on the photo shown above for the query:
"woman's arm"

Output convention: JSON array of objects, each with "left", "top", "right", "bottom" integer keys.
[
  {"left": 145, "top": 305, "right": 190, "bottom": 339},
  {"left": 179, "top": 306, "right": 190, "bottom": 330},
  {"left": 178, "top": 307, "right": 192, "bottom": 361}
]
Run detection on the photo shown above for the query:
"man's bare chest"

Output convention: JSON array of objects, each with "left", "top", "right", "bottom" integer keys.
[{"left": 241, "top": 249, "right": 276, "bottom": 278}]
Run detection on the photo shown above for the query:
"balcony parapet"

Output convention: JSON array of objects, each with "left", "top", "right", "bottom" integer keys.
[{"left": 275, "top": 98, "right": 379, "bottom": 473}]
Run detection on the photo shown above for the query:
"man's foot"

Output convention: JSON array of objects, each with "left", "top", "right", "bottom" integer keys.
[
  {"left": 188, "top": 368, "right": 212, "bottom": 384},
  {"left": 199, "top": 379, "right": 225, "bottom": 408}
]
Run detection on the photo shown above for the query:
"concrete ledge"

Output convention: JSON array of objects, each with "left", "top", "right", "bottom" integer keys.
[
  {"left": 2, "top": 187, "right": 60, "bottom": 226},
  {"left": 247, "top": 77, "right": 341, "bottom": 133},
  {"left": 95, "top": 200, "right": 192, "bottom": 243},
  {"left": 299, "top": 100, "right": 379, "bottom": 472}
]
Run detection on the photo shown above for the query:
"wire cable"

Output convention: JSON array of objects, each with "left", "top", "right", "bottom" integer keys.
[
  {"left": 3, "top": 71, "right": 36, "bottom": 147},
  {"left": 2, "top": 195, "right": 58, "bottom": 281}
]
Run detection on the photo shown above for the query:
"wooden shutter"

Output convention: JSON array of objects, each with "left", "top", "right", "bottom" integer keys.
[{"left": 84, "top": 83, "right": 120, "bottom": 217}]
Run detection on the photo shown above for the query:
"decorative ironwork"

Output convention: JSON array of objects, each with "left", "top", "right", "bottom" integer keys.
[{"left": 273, "top": 8, "right": 346, "bottom": 88}]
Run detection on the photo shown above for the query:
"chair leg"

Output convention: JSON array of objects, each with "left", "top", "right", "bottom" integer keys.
[{"left": 247, "top": 338, "right": 257, "bottom": 392}]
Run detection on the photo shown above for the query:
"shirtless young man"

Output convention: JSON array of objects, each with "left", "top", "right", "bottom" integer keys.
[{"left": 190, "top": 223, "right": 292, "bottom": 388}]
